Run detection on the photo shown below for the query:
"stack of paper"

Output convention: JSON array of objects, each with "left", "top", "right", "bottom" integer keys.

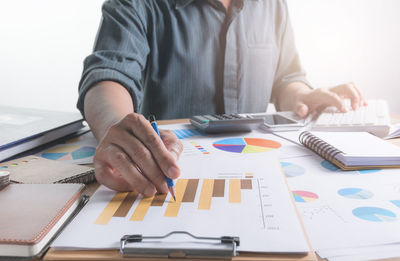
[{"left": 275, "top": 134, "right": 400, "bottom": 260}]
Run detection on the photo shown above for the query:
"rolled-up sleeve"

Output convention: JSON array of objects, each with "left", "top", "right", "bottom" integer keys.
[
  {"left": 77, "top": 0, "right": 150, "bottom": 116},
  {"left": 271, "top": 0, "right": 311, "bottom": 106}
]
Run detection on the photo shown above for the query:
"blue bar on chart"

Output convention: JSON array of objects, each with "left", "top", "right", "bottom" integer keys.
[{"left": 172, "top": 129, "right": 204, "bottom": 139}]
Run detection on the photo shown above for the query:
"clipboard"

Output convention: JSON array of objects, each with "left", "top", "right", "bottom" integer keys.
[{"left": 43, "top": 182, "right": 317, "bottom": 261}]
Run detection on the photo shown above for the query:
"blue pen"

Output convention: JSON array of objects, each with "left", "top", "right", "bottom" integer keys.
[{"left": 148, "top": 115, "right": 176, "bottom": 201}]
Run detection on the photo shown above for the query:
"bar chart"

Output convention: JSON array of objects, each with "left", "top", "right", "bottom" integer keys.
[
  {"left": 94, "top": 178, "right": 254, "bottom": 225},
  {"left": 171, "top": 128, "right": 204, "bottom": 139}
]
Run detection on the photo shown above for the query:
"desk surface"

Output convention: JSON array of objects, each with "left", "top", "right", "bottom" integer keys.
[{"left": 43, "top": 118, "right": 400, "bottom": 261}]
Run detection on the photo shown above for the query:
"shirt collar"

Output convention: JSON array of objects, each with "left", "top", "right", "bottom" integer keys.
[{"left": 175, "top": 0, "right": 259, "bottom": 9}]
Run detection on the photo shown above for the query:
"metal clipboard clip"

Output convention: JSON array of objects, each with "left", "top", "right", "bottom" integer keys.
[{"left": 120, "top": 231, "right": 240, "bottom": 258}]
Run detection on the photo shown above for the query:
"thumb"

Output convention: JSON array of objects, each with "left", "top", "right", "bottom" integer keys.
[{"left": 294, "top": 102, "right": 309, "bottom": 118}]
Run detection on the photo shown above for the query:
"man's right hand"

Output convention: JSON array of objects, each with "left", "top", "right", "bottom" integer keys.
[{"left": 93, "top": 113, "right": 183, "bottom": 196}]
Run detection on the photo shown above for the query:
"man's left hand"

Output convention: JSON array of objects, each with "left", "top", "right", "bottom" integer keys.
[{"left": 293, "top": 82, "right": 367, "bottom": 118}]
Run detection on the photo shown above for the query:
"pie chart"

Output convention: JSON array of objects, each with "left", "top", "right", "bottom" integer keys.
[
  {"left": 281, "top": 162, "right": 306, "bottom": 178},
  {"left": 292, "top": 190, "right": 319, "bottom": 203},
  {"left": 353, "top": 207, "right": 397, "bottom": 222},
  {"left": 212, "top": 138, "right": 281, "bottom": 153},
  {"left": 390, "top": 200, "right": 400, "bottom": 208},
  {"left": 338, "top": 188, "right": 374, "bottom": 199},
  {"left": 41, "top": 145, "right": 96, "bottom": 161}
]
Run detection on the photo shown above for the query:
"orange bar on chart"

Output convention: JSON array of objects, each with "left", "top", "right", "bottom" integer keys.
[
  {"left": 151, "top": 193, "right": 168, "bottom": 207},
  {"left": 114, "top": 192, "right": 138, "bottom": 217},
  {"left": 198, "top": 179, "right": 214, "bottom": 210},
  {"left": 94, "top": 192, "right": 128, "bottom": 225},
  {"left": 229, "top": 179, "right": 241, "bottom": 203},
  {"left": 164, "top": 179, "right": 189, "bottom": 217},
  {"left": 130, "top": 196, "right": 154, "bottom": 221}
]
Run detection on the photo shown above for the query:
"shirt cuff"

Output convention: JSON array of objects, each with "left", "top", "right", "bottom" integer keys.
[{"left": 76, "top": 68, "right": 142, "bottom": 118}]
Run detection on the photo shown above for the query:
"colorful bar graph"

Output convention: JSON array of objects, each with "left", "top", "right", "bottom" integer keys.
[
  {"left": 190, "top": 142, "right": 210, "bottom": 154},
  {"left": 229, "top": 179, "right": 241, "bottom": 203},
  {"left": 172, "top": 129, "right": 203, "bottom": 139},
  {"left": 164, "top": 179, "right": 189, "bottom": 217},
  {"left": 151, "top": 193, "right": 167, "bottom": 207},
  {"left": 95, "top": 178, "right": 256, "bottom": 224},
  {"left": 198, "top": 179, "right": 214, "bottom": 210},
  {"left": 241, "top": 179, "right": 252, "bottom": 190},
  {"left": 182, "top": 179, "right": 199, "bottom": 202},
  {"left": 245, "top": 173, "right": 254, "bottom": 179},
  {"left": 212, "top": 179, "right": 225, "bottom": 197},
  {"left": 114, "top": 192, "right": 138, "bottom": 217},
  {"left": 130, "top": 196, "right": 154, "bottom": 221},
  {"left": 94, "top": 192, "right": 128, "bottom": 225}
]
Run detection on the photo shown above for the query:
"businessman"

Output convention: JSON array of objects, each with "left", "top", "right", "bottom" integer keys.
[{"left": 78, "top": 0, "right": 366, "bottom": 196}]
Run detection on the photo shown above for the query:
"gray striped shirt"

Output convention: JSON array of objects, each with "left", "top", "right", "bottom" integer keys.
[{"left": 77, "top": 0, "right": 309, "bottom": 119}]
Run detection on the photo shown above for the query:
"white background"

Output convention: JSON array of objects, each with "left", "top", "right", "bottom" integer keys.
[{"left": 0, "top": 0, "right": 399, "bottom": 113}]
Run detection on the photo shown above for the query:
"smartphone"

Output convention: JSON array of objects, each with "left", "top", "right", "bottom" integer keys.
[
  {"left": 264, "top": 114, "right": 300, "bottom": 126},
  {"left": 252, "top": 113, "right": 304, "bottom": 131}
]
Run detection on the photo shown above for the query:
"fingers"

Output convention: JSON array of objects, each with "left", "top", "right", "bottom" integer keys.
[
  {"left": 96, "top": 144, "right": 157, "bottom": 197},
  {"left": 351, "top": 83, "right": 368, "bottom": 106},
  {"left": 315, "top": 88, "right": 347, "bottom": 113},
  {"left": 160, "top": 129, "right": 183, "bottom": 161},
  {"left": 93, "top": 113, "right": 182, "bottom": 196},
  {"left": 114, "top": 129, "right": 169, "bottom": 194},
  {"left": 293, "top": 83, "right": 368, "bottom": 117},
  {"left": 94, "top": 160, "right": 133, "bottom": 192},
  {"left": 330, "top": 82, "right": 366, "bottom": 110},
  {"left": 121, "top": 114, "right": 181, "bottom": 179},
  {"left": 294, "top": 102, "right": 309, "bottom": 118}
]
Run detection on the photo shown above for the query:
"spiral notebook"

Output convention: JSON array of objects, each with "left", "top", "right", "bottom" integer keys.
[{"left": 299, "top": 131, "right": 400, "bottom": 170}]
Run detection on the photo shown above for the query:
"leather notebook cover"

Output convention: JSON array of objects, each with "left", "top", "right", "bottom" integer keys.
[
  {"left": 0, "top": 155, "right": 95, "bottom": 184},
  {"left": 0, "top": 184, "right": 84, "bottom": 255}
]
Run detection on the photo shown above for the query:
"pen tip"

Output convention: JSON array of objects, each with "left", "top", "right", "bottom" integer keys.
[{"left": 168, "top": 186, "right": 176, "bottom": 202}]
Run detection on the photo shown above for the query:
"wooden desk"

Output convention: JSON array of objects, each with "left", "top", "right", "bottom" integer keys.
[{"left": 43, "top": 118, "right": 400, "bottom": 261}]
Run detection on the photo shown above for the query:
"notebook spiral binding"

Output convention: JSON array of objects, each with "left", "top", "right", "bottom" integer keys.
[
  {"left": 299, "top": 131, "right": 343, "bottom": 163},
  {"left": 56, "top": 169, "right": 96, "bottom": 184}
]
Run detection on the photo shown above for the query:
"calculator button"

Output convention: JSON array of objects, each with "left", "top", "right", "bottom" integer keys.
[
  {"left": 212, "top": 114, "right": 224, "bottom": 120},
  {"left": 192, "top": 115, "right": 209, "bottom": 123},
  {"left": 203, "top": 115, "right": 220, "bottom": 121},
  {"left": 231, "top": 114, "right": 242, "bottom": 119}
]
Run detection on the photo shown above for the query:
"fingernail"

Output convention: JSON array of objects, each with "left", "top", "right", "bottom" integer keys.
[{"left": 167, "top": 166, "right": 179, "bottom": 178}]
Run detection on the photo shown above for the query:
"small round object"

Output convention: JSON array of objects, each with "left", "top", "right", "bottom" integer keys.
[
  {"left": 0, "top": 170, "right": 10, "bottom": 177},
  {"left": 0, "top": 170, "right": 10, "bottom": 186}
]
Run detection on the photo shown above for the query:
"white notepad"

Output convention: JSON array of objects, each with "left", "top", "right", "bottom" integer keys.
[{"left": 300, "top": 131, "right": 400, "bottom": 169}]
